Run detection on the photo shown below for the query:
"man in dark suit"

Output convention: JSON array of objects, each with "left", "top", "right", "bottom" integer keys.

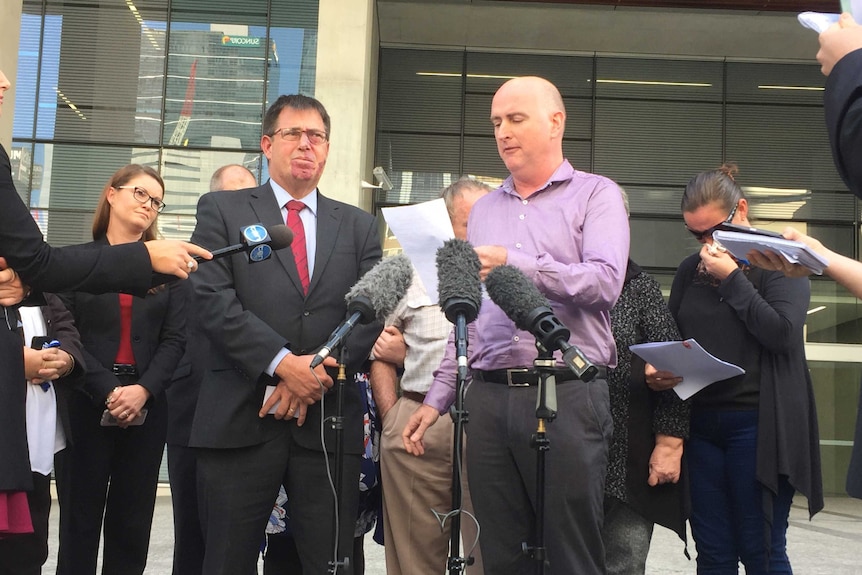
[
  {"left": 189, "top": 94, "right": 382, "bottom": 574},
  {"left": 165, "top": 164, "right": 257, "bottom": 575}
]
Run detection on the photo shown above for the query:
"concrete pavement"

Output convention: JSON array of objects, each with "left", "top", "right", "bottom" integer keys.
[{"left": 41, "top": 492, "right": 862, "bottom": 574}]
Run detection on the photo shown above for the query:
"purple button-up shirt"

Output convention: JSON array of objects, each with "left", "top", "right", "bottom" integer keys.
[{"left": 425, "top": 160, "right": 630, "bottom": 414}]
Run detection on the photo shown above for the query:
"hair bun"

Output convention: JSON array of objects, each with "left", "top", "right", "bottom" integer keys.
[{"left": 718, "top": 162, "right": 738, "bottom": 182}]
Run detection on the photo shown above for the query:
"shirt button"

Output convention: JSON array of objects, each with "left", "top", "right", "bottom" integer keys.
[
  {"left": 513, "top": 335, "right": 520, "bottom": 342},
  {"left": 522, "top": 199, "right": 528, "bottom": 205},
  {"left": 303, "top": 311, "right": 310, "bottom": 317},
  {"left": 519, "top": 214, "right": 525, "bottom": 220},
  {"left": 515, "top": 243, "right": 522, "bottom": 249}
]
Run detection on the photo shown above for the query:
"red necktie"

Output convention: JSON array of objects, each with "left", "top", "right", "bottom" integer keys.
[{"left": 286, "top": 200, "right": 309, "bottom": 294}]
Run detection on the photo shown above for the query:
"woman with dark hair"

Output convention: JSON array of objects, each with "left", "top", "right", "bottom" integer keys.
[
  {"left": 54, "top": 165, "right": 187, "bottom": 575},
  {"left": 649, "top": 164, "right": 823, "bottom": 573}
]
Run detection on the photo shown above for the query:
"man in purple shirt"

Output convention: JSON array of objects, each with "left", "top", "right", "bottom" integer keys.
[{"left": 402, "top": 76, "right": 629, "bottom": 574}]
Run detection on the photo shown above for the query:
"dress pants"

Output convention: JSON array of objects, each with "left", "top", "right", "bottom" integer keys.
[
  {"left": 197, "top": 424, "right": 361, "bottom": 575},
  {"left": 464, "top": 377, "right": 612, "bottom": 575},
  {"left": 688, "top": 409, "right": 794, "bottom": 575},
  {"left": 0, "top": 472, "right": 52, "bottom": 575},
  {"left": 167, "top": 443, "right": 204, "bottom": 575},
  {"left": 55, "top": 393, "right": 167, "bottom": 575},
  {"left": 380, "top": 395, "right": 483, "bottom": 575}
]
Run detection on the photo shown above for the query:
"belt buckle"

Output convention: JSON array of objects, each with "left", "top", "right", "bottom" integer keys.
[{"left": 507, "top": 368, "right": 531, "bottom": 387}]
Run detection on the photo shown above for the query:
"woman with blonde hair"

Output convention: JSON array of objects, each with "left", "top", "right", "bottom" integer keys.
[{"left": 55, "top": 164, "right": 187, "bottom": 575}]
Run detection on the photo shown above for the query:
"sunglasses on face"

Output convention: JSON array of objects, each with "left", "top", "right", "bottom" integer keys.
[{"left": 685, "top": 202, "right": 738, "bottom": 241}]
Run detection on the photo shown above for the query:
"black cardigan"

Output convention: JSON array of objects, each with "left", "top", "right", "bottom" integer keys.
[{"left": 670, "top": 254, "right": 823, "bottom": 521}]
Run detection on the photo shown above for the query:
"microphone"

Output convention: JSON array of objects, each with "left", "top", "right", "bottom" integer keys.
[
  {"left": 435, "top": 239, "right": 482, "bottom": 382},
  {"left": 436, "top": 238, "right": 482, "bottom": 325},
  {"left": 310, "top": 254, "right": 413, "bottom": 368},
  {"left": 193, "top": 224, "right": 293, "bottom": 264},
  {"left": 485, "top": 264, "right": 598, "bottom": 382}
]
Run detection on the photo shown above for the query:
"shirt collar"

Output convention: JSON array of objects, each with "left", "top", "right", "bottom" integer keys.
[
  {"left": 270, "top": 179, "right": 319, "bottom": 216},
  {"left": 500, "top": 159, "right": 575, "bottom": 199}
]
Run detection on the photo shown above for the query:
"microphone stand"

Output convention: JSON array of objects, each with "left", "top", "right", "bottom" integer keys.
[
  {"left": 522, "top": 343, "right": 557, "bottom": 575},
  {"left": 447, "top": 312, "right": 472, "bottom": 575},
  {"left": 327, "top": 346, "right": 350, "bottom": 575}
]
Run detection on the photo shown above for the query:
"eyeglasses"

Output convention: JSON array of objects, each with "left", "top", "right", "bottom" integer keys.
[
  {"left": 685, "top": 202, "right": 738, "bottom": 241},
  {"left": 271, "top": 127, "right": 329, "bottom": 146},
  {"left": 116, "top": 186, "right": 166, "bottom": 213}
]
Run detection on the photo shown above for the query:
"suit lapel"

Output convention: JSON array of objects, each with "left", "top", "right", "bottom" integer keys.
[
  {"left": 308, "top": 192, "right": 343, "bottom": 296},
  {"left": 249, "top": 184, "right": 305, "bottom": 296}
]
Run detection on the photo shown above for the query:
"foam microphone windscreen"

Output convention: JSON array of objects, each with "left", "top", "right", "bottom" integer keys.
[
  {"left": 484, "top": 264, "right": 549, "bottom": 331},
  {"left": 436, "top": 238, "right": 482, "bottom": 318},
  {"left": 344, "top": 254, "right": 413, "bottom": 323},
  {"left": 267, "top": 224, "right": 294, "bottom": 250}
]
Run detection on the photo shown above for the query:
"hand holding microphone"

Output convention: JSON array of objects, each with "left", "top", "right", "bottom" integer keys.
[{"left": 192, "top": 223, "right": 293, "bottom": 264}]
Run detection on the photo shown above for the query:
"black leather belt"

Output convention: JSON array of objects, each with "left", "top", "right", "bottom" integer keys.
[
  {"left": 474, "top": 366, "right": 607, "bottom": 386},
  {"left": 112, "top": 364, "right": 138, "bottom": 377}
]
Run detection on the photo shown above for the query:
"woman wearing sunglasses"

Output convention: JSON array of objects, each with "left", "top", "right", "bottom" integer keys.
[
  {"left": 54, "top": 164, "right": 187, "bottom": 575},
  {"left": 648, "top": 164, "right": 823, "bottom": 574}
]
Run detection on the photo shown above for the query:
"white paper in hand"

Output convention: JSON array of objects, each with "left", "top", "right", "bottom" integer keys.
[{"left": 630, "top": 339, "right": 745, "bottom": 400}]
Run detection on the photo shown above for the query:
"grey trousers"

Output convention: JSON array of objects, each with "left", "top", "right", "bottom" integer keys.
[{"left": 465, "top": 377, "right": 613, "bottom": 575}]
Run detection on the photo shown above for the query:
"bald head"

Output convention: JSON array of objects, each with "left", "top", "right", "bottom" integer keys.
[
  {"left": 496, "top": 76, "right": 565, "bottom": 118},
  {"left": 491, "top": 76, "right": 566, "bottom": 194},
  {"left": 210, "top": 164, "right": 257, "bottom": 192}
]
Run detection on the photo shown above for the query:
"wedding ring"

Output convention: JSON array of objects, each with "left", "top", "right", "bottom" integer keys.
[
  {"left": 121, "top": 410, "right": 129, "bottom": 419},
  {"left": 187, "top": 260, "right": 196, "bottom": 270}
]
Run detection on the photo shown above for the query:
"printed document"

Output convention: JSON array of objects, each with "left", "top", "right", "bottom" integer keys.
[
  {"left": 629, "top": 339, "right": 745, "bottom": 400},
  {"left": 381, "top": 198, "right": 454, "bottom": 304}
]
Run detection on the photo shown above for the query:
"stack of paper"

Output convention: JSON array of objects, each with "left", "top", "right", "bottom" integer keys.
[
  {"left": 629, "top": 339, "right": 745, "bottom": 400},
  {"left": 712, "top": 230, "right": 829, "bottom": 275}
]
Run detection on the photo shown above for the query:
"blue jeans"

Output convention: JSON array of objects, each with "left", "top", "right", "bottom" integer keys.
[{"left": 688, "top": 409, "right": 794, "bottom": 575}]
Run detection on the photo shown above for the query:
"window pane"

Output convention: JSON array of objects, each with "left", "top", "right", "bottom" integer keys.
[
  {"left": 40, "top": 0, "right": 168, "bottom": 145},
  {"left": 166, "top": 1, "right": 269, "bottom": 149},
  {"left": 378, "top": 49, "right": 464, "bottom": 135},
  {"left": 596, "top": 57, "right": 723, "bottom": 102},
  {"left": 13, "top": 2, "right": 42, "bottom": 140},
  {"left": 595, "top": 99, "right": 722, "bottom": 186}
]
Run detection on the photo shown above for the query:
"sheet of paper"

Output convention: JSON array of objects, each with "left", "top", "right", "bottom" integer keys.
[
  {"left": 381, "top": 198, "right": 454, "bottom": 304},
  {"left": 629, "top": 339, "right": 745, "bottom": 401},
  {"left": 712, "top": 230, "right": 829, "bottom": 275}
]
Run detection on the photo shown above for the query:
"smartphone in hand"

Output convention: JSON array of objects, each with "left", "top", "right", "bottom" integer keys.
[{"left": 100, "top": 408, "right": 148, "bottom": 427}]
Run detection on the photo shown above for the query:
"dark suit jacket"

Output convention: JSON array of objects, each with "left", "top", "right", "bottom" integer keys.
[
  {"left": 188, "top": 184, "right": 382, "bottom": 454},
  {"left": 0, "top": 144, "right": 152, "bottom": 296},
  {"left": 825, "top": 47, "right": 862, "bottom": 199},
  {"left": 58, "top": 241, "right": 187, "bottom": 414},
  {"left": 822, "top": 49, "right": 862, "bottom": 498}
]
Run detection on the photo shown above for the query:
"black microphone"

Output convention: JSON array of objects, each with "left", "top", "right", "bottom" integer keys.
[
  {"left": 485, "top": 264, "right": 598, "bottom": 382},
  {"left": 436, "top": 239, "right": 482, "bottom": 382},
  {"left": 193, "top": 224, "right": 293, "bottom": 264},
  {"left": 310, "top": 254, "right": 413, "bottom": 368}
]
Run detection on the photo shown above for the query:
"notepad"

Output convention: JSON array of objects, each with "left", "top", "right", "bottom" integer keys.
[{"left": 712, "top": 230, "right": 829, "bottom": 275}]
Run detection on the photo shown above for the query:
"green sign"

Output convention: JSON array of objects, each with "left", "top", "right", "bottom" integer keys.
[{"left": 221, "top": 35, "right": 262, "bottom": 48}]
